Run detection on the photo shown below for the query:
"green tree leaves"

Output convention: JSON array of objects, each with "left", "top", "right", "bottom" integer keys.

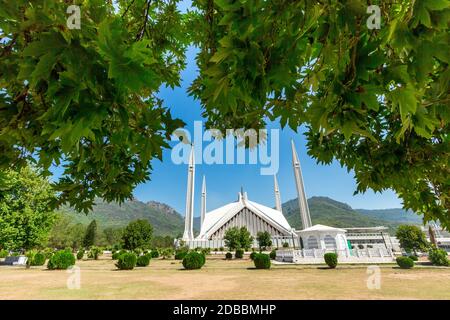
[
  {"left": 0, "top": 166, "right": 56, "bottom": 250},
  {"left": 0, "top": 0, "right": 187, "bottom": 212},
  {"left": 0, "top": 1, "right": 449, "bottom": 229}
]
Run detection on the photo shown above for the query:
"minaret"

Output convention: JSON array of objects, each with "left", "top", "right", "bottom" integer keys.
[
  {"left": 273, "top": 175, "right": 282, "bottom": 212},
  {"left": 291, "top": 139, "right": 312, "bottom": 229},
  {"left": 200, "top": 175, "right": 206, "bottom": 230},
  {"left": 183, "top": 145, "right": 195, "bottom": 240}
]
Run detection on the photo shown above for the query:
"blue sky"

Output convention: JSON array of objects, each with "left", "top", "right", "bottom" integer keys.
[{"left": 131, "top": 44, "right": 403, "bottom": 215}]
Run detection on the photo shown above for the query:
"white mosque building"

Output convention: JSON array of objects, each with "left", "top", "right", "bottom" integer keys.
[
  {"left": 178, "top": 140, "right": 348, "bottom": 251},
  {"left": 176, "top": 140, "right": 395, "bottom": 263}
]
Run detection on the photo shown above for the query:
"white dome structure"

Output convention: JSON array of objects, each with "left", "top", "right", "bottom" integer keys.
[{"left": 197, "top": 191, "right": 296, "bottom": 240}]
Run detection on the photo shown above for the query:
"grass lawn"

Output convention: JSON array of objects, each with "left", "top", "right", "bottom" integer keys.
[{"left": 0, "top": 254, "right": 449, "bottom": 300}]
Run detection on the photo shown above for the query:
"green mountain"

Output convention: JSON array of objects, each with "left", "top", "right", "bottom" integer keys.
[
  {"left": 356, "top": 208, "right": 422, "bottom": 224},
  {"left": 60, "top": 199, "right": 184, "bottom": 236},
  {"left": 282, "top": 196, "right": 419, "bottom": 233}
]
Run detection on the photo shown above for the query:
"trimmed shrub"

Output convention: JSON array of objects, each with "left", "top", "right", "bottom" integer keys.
[
  {"left": 0, "top": 249, "right": 8, "bottom": 258},
  {"left": 409, "top": 255, "right": 418, "bottom": 261},
  {"left": 282, "top": 242, "right": 289, "bottom": 248},
  {"left": 150, "top": 250, "right": 159, "bottom": 258},
  {"left": 396, "top": 256, "right": 414, "bottom": 269},
  {"left": 116, "top": 253, "right": 137, "bottom": 270},
  {"left": 250, "top": 251, "right": 257, "bottom": 261},
  {"left": 235, "top": 249, "right": 244, "bottom": 259},
  {"left": 47, "top": 250, "right": 76, "bottom": 270},
  {"left": 136, "top": 254, "right": 151, "bottom": 267},
  {"left": 269, "top": 249, "right": 277, "bottom": 260},
  {"left": 324, "top": 253, "right": 338, "bottom": 268},
  {"left": 182, "top": 252, "right": 205, "bottom": 270},
  {"left": 76, "top": 249, "right": 84, "bottom": 260},
  {"left": 428, "top": 248, "right": 449, "bottom": 266},
  {"left": 225, "top": 252, "right": 232, "bottom": 260},
  {"left": 253, "top": 253, "right": 271, "bottom": 269},
  {"left": 219, "top": 247, "right": 224, "bottom": 252}
]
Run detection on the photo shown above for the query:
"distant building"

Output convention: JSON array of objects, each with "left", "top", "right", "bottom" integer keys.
[{"left": 344, "top": 226, "right": 400, "bottom": 252}]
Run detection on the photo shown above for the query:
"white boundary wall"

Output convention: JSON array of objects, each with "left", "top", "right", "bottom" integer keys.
[
  {"left": 177, "top": 236, "right": 300, "bottom": 249},
  {"left": 276, "top": 248, "right": 395, "bottom": 264}
]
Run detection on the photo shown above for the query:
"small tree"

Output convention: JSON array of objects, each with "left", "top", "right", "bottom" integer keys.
[
  {"left": 224, "top": 227, "right": 241, "bottom": 250},
  {"left": 256, "top": 231, "right": 272, "bottom": 251},
  {"left": 395, "top": 225, "right": 429, "bottom": 255},
  {"left": 83, "top": 220, "right": 97, "bottom": 248},
  {"left": 224, "top": 227, "right": 253, "bottom": 250},
  {"left": 121, "top": 219, "right": 153, "bottom": 250}
]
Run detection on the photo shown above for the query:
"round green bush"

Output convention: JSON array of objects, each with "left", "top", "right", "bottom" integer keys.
[
  {"left": 31, "top": 252, "right": 46, "bottom": 266},
  {"left": 249, "top": 251, "right": 257, "bottom": 261},
  {"left": 225, "top": 252, "right": 232, "bottom": 260},
  {"left": 47, "top": 250, "right": 76, "bottom": 270},
  {"left": 219, "top": 247, "right": 224, "bottom": 252},
  {"left": 182, "top": 252, "right": 205, "bottom": 270},
  {"left": 235, "top": 249, "right": 244, "bottom": 259},
  {"left": 253, "top": 253, "right": 271, "bottom": 269},
  {"left": 136, "top": 254, "right": 151, "bottom": 267},
  {"left": 269, "top": 249, "right": 277, "bottom": 260},
  {"left": 324, "top": 253, "right": 338, "bottom": 268},
  {"left": 116, "top": 253, "right": 137, "bottom": 270},
  {"left": 282, "top": 242, "right": 289, "bottom": 248},
  {"left": 76, "top": 249, "right": 84, "bottom": 260},
  {"left": 150, "top": 250, "right": 159, "bottom": 258},
  {"left": 396, "top": 256, "right": 414, "bottom": 269},
  {"left": 428, "top": 248, "right": 449, "bottom": 266}
]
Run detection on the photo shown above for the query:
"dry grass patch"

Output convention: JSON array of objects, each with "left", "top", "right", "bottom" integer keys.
[{"left": 0, "top": 254, "right": 449, "bottom": 300}]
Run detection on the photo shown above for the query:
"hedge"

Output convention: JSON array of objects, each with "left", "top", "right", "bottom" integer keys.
[
  {"left": 116, "top": 253, "right": 137, "bottom": 270},
  {"left": 253, "top": 253, "right": 271, "bottom": 269},
  {"left": 47, "top": 250, "right": 76, "bottom": 270},
  {"left": 182, "top": 252, "right": 206, "bottom": 270},
  {"left": 396, "top": 256, "right": 414, "bottom": 269},
  {"left": 324, "top": 253, "right": 338, "bottom": 268}
]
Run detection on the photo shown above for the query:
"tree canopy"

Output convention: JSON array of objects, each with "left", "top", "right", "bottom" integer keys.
[
  {"left": 224, "top": 226, "right": 253, "bottom": 250},
  {"left": 0, "top": 1, "right": 448, "bottom": 228},
  {"left": 395, "top": 224, "right": 429, "bottom": 254},
  {"left": 121, "top": 219, "right": 153, "bottom": 250},
  {"left": 0, "top": 165, "right": 56, "bottom": 250}
]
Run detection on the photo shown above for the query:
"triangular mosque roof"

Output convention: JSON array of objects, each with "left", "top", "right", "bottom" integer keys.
[{"left": 197, "top": 194, "right": 294, "bottom": 239}]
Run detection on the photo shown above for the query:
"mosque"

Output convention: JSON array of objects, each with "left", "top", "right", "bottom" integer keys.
[{"left": 177, "top": 140, "right": 351, "bottom": 253}]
